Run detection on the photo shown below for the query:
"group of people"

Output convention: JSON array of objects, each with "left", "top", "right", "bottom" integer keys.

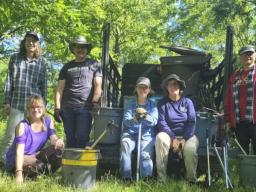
[
  {"left": 120, "top": 44, "right": 256, "bottom": 183},
  {"left": 120, "top": 74, "right": 198, "bottom": 183},
  {"left": 1, "top": 30, "right": 256, "bottom": 184},
  {"left": 1, "top": 31, "right": 102, "bottom": 183}
]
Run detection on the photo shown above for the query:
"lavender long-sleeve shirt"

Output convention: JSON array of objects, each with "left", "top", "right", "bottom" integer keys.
[{"left": 157, "top": 96, "right": 196, "bottom": 140}]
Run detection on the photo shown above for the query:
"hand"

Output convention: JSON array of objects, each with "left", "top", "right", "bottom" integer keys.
[
  {"left": 225, "top": 122, "right": 231, "bottom": 129},
  {"left": 179, "top": 139, "right": 185, "bottom": 150},
  {"left": 92, "top": 101, "right": 99, "bottom": 110},
  {"left": 3, "top": 104, "right": 11, "bottom": 115},
  {"left": 172, "top": 138, "right": 180, "bottom": 153},
  {"left": 54, "top": 138, "right": 64, "bottom": 150},
  {"left": 135, "top": 107, "right": 147, "bottom": 120},
  {"left": 133, "top": 115, "right": 139, "bottom": 123},
  {"left": 16, "top": 170, "right": 23, "bottom": 184},
  {"left": 135, "top": 107, "right": 147, "bottom": 115},
  {"left": 54, "top": 108, "right": 62, "bottom": 123}
]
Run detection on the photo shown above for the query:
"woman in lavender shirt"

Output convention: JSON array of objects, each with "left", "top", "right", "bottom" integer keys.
[{"left": 5, "top": 95, "right": 64, "bottom": 183}]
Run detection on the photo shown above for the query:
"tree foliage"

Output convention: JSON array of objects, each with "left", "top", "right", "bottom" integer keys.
[
  {"left": 167, "top": 0, "right": 256, "bottom": 65},
  {"left": 0, "top": 0, "right": 171, "bottom": 64},
  {"left": 0, "top": 0, "right": 256, "bottom": 102}
]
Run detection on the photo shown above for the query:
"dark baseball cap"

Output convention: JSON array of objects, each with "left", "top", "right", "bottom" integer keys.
[
  {"left": 25, "top": 31, "right": 39, "bottom": 41},
  {"left": 239, "top": 45, "right": 255, "bottom": 55}
]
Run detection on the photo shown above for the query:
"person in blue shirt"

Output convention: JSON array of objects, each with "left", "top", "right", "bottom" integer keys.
[
  {"left": 120, "top": 77, "right": 158, "bottom": 181},
  {"left": 155, "top": 74, "right": 199, "bottom": 183}
]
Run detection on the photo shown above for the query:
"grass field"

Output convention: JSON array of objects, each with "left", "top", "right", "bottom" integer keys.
[
  {"left": 0, "top": 115, "right": 255, "bottom": 192},
  {"left": 0, "top": 165, "right": 256, "bottom": 192}
]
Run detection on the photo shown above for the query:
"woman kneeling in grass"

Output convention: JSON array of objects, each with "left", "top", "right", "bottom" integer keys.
[{"left": 5, "top": 95, "right": 64, "bottom": 183}]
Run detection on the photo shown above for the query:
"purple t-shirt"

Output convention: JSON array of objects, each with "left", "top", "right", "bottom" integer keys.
[
  {"left": 157, "top": 96, "right": 196, "bottom": 140},
  {"left": 5, "top": 116, "right": 55, "bottom": 171}
]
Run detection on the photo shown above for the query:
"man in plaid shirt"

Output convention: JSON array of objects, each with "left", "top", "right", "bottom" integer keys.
[{"left": 2, "top": 31, "right": 47, "bottom": 162}]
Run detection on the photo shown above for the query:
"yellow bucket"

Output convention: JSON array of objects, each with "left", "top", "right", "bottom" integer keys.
[{"left": 62, "top": 148, "right": 101, "bottom": 189}]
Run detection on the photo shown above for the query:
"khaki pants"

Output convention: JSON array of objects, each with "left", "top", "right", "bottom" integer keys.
[{"left": 155, "top": 132, "right": 199, "bottom": 182}]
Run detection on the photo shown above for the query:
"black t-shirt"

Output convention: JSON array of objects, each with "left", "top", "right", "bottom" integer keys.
[{"left": 58, "top": 58, "right": 102, "bottom": 107}]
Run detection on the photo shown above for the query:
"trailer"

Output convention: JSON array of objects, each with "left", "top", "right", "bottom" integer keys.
[{"left": 93, "top": 24, "right": 240, "bottom": 185}]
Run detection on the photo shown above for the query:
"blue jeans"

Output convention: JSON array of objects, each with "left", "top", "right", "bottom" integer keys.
[
  {"left": 120, "top": 132, "right": 155, "bottom": 179},
  {"left": 61, "top": 106, "right": 92, "bottom": 148}
]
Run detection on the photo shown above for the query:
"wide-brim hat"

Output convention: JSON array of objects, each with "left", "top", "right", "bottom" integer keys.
[
  {"left": 239, "top": 45, "right": 255, "bottom": 55},
  {"left": 25, "top": 31, "right": 39, "bottom": 41},
  {"left": 162, "top": 74, "right": 186, "bottom": 91},
  {"left": 69, "top": 35, "right": 92, "bottom": 53}
]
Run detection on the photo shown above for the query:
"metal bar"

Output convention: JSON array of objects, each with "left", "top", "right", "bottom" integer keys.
[
  {"left": 101, "top": 23, "right": 110, "bottom": 107},
  {"left": 90, "top": 129, "right": 108, "bottom": 149},
  {"left": 234, "top": 137, "right": 247, "bottom": 155},
  {"left": 136, "top": 122, "right": 142, "bottom": 182},
  {"left": 223, "top": 25, "right": 233, "bottom": 99},
  {"left": 213, "top": 144, "right": 233, "bottom": 188},
  {"left": 223, "top": 145, "right": 229, "bottom": 188},
  {"left": 206, "top": 127, "right": 211, "bottom": 187}
]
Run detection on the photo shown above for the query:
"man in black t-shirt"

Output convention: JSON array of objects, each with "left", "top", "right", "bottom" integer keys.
[{"left": 54, "top": 35, "right": 102, "bottom": 148}]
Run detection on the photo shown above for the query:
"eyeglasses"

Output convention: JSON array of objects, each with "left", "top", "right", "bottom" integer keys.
[
  {"left": 241, "top": 52, "right": 254, "bottom": 56},
  {"left": 30, "top": 105, "right": 43, "bottom": 110},
  {"left": 25, "top": 37, "right": 38, "bottom": 43}
]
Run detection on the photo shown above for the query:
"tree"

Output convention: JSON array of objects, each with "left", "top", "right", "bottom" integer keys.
[{"left": 166, "top": 0, "right": 256, "bottom": 65}]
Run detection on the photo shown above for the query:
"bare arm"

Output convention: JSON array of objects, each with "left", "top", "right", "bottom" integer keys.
[
  {"left": 92, "top": 76, "right": 102, "bottom": 103},
  {"left": 4, "top": 56, "right": 14, "bottom": 115},
  {"left": 55, "top": 80, "right": 65, "bottom": 109},
  {"left": 49, "top": 119, "right": 64, "bottom": 149},
  {"left": 15, "top": 123, "right": 25, "bottom": 183}
]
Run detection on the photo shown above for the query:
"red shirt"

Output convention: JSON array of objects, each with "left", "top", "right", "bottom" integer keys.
[
  {"left": 224, "top": 67, "right": 256, "bottom": 128},
  {"left": 238, "top": 69, "right": 250, "bottom": 120}
]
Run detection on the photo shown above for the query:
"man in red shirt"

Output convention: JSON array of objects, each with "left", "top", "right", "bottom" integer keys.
[{"left": 224, "top": 45, "right": 256, "bottom": 154}]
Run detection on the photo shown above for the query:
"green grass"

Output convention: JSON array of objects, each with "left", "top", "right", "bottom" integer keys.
[
  {"left": 0, "top": 168, "right": 256, "bottom": 192},
  {"left": 0, "top": 108, "right": 255, "bottom": 191}
]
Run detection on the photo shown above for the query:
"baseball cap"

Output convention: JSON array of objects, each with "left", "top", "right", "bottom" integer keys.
[
  {"left": 239, "top": 45, "right": 255, "bottom": 55},
  {"left": 136, "top": 77, "right": 151, "bottom": 87},
  {"left": 25, "top": 31, "right": 39, "bottom": 41}
]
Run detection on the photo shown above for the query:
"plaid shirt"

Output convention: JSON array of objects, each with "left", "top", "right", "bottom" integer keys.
[{"left": 4, "top": 53, "right": 47, "bottom": 111}]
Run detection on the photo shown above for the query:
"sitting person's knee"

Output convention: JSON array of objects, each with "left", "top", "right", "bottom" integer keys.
[
  {"left": 183, "top": 145, "right": 197, "bottom": 156},
  {"left": 141, "top": 151, "right": 151, "bottom": 160}
]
